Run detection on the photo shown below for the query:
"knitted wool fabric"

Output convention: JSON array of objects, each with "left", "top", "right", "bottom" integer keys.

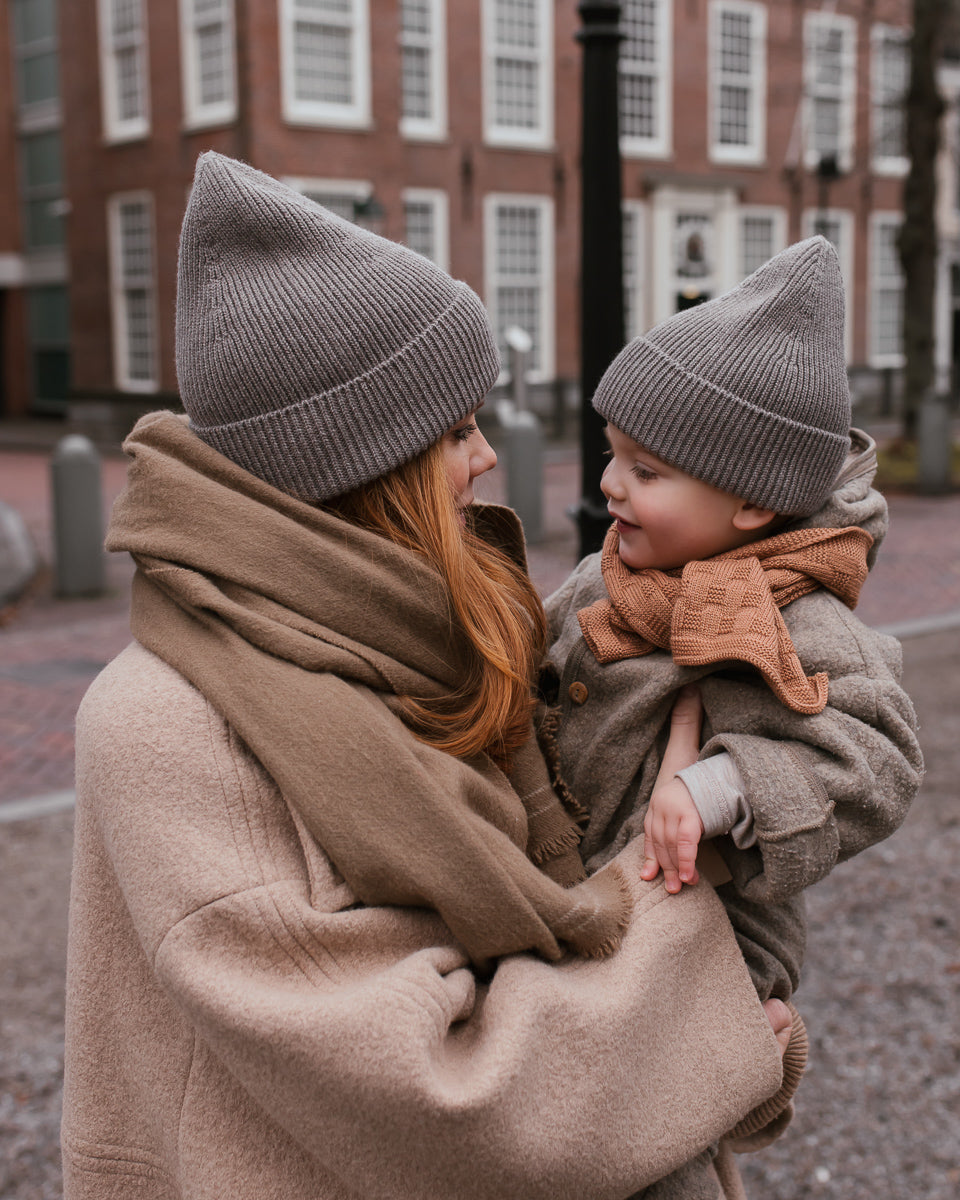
[
  {"left": 593, "top": 236, "right": 852, "bottom": 517},
  {"left": 176, "top": 152, "right": 501, "bottom": 501},
  {"left": 577, "top": 524, "right": 873, "bottom": 715}
]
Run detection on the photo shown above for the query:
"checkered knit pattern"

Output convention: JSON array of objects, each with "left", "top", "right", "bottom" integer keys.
[{"left": 578, "top": 524, "right": 874, "bottom": 714}]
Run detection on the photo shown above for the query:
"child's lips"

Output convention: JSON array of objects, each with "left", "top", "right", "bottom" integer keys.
[{"left": 611, "top": 513, "right": 640, "bottom": 533}]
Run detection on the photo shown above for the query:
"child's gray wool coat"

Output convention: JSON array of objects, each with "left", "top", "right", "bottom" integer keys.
[{"left": 544, "top": 431, "right": 924, "bottom": 1001}]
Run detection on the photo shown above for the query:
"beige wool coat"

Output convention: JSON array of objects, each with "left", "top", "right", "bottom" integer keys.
[{"left": 63, "top": 475, "right": 784, "bottom": 1198}]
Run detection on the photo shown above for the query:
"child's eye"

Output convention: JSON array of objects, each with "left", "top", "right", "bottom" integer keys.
[
  {"left": 631, "top": 464, "right": 657, "bottom": 482},
  {"left": 453, "top": 422, "right": 477, "bottom": 443}
]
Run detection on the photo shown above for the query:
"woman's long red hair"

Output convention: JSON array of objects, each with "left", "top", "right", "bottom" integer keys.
[{"left": 325, "top": 440, "right": 546, "bottom": 769}]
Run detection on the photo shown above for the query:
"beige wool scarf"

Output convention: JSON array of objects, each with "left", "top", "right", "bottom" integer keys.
[
  {"left": 107, "top": 412, "right": 630, "bottom": 965},
  {"left": 578, "top": 524, "right": 873, "bottom": 714}
]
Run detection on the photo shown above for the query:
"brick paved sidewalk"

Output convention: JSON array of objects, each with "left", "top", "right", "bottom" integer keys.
[{"left": 2, "top": 442, "right": 959, "bottom": 806}]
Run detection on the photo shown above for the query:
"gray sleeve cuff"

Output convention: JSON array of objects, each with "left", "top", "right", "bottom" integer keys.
[{"left": 677, "top": 753, "right": 757, "bottom": 847}]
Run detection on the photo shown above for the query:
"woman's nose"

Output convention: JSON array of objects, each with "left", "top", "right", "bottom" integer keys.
[{"left": 473, "top": 432, "right": 498, "bottom": 477}]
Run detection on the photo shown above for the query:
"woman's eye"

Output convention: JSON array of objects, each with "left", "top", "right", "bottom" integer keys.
[{"left": 454, "top": 422, "right": 477, "bottom": 442}]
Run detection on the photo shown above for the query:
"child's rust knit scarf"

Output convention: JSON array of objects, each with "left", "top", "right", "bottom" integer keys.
[
  {"left": 107, "top": 412, "right": 630, "bottom": 967},
  {"left": 578, "top": 524, "right": 873, "bottom": 714}
]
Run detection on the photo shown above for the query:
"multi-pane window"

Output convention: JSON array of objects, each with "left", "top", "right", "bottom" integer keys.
[
  {"left": 738, "top": 208, "right": 786, "bottom": 278},
  {"left": 870, "top": 214, "right": 905, "bottom": 364},
  {"left": 97, "top": 0, "right": 150, "bottom": 141},
  {"left": 483, "top": 0, "right": 552, "bottom": 148},
  {"left": 802, "top": 207, "right": 853, "bottom": 360},
  {"left": 399, "top": 0, "right": 446, "bottom": 138},
  {"left": 804, "top": 12, "right": 856, "bottom": 171},
  {"left": 108, "top": 194, "right": 158, "bottom": 390},
  {"left": 20, "top": 130, "right": 65, "bottom": 249},
  {"left": 709, "top": 0, "right": 765, "bottom": 163},
  {"left": 871, "top": 25, "right": 909, "bottom": 173},
  {"left": 620, "top": 0, "right": 672, "bottom": 157},
  {"left": 10, "top": 0, "right": 60, "bottom": 111},
  {"left": 285, "top": 177, "right": 373, "bottom": 223},
  {"left": 402, "top": 189, "right": 449, "bottom": 272},
  {"left": 179, "top": 0, "right": 237, "bottom": 127},
  {"left": 485, "top": 196, "right": 554, "bottom": 380},
  {"left": 622, "top": 201, "right": 646, "bottom": 340},
  {"left": 280, "top": 0, "right": 371, "bottom": 127}
]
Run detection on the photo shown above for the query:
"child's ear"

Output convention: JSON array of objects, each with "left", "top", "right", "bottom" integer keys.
[{"left": 731, "top": 500, "right": 779, "bottom": 532}]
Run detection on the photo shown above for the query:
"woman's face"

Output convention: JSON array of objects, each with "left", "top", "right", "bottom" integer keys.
[{"left": 441, "top": 409, "right": 498, "bottom": 507}]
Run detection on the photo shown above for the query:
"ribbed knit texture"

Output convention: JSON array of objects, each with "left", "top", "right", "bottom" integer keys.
[
  {"left": 726, "top": 1002, "right": 808, "bottom": 1148},
  {"left": 594, "top": 236, "right": 852, "bottom": 516},
  {"left": 176, "top": 152, "right": 501, "bottom": 501}
]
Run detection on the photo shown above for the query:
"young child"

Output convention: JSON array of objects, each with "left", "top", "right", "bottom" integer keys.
[{"left": 543, "top": 236, "right": 924, "bottom": 1008}]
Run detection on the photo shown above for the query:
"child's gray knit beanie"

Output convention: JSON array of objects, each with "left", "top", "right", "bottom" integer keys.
[
  {"left": 176, "top": 152, "right": 501, "bottom": 501},
  {"left": 593, "top": 236, "right": 852, "bottom": 516}
]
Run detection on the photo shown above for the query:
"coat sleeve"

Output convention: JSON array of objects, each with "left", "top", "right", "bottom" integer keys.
[
  {"left": 699, "top": 596, "right": 923, "bottom": 903},
  {"left": 82, "top": 649, "right": 784, "bottom": 1200}
]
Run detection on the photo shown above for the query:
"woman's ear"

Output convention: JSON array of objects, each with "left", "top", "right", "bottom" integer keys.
[{"left": 731, "top": 500, "right": 779, "bottom": 532}]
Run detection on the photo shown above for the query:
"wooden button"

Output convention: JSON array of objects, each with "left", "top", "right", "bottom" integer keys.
[{"left": 568, "top": 681, "right": 589, "bottom": 705}]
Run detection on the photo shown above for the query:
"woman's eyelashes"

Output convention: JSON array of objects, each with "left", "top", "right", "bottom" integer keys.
[{"left": 453, "top": 422, "right": 478, "bottom": 443}]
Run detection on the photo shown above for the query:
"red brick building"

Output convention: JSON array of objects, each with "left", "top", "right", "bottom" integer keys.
[{"left": 1, "top": 0, "right": 948, "bottom": 429}]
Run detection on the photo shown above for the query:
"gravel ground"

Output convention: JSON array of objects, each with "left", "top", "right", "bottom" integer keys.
[{"left": 1, "top": 633, "right": 957, "bottom": 1198}]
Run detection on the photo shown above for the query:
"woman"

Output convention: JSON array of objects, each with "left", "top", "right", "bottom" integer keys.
[{"left": 62, "top": 154, "right": 789, "bottom": 1199}]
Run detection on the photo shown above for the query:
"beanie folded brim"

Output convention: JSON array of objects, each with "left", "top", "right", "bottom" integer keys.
[
  {"left": 595, "top": 337, "right": 851, "bottom": 517},
  {"left": 189, "top": 285, "right": 501, "bottom": 502}
]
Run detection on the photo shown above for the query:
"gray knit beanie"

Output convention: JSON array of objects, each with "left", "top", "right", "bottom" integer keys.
[
  {"left": 176, "top": 152, "right": 501, "bottom": 501},
  {"left": 593, "top": 236, "right": 852, "bottom": 516}
]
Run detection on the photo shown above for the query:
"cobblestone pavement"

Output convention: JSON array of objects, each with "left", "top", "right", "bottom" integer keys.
[{"left": 1, "top": 434, "right": 959, "bottom": 1198}]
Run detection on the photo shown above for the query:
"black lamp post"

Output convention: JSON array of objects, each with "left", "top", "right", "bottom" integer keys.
[
  {"left": 814, "top": 153, "right": 840, "bottom": 239},
  {"left": 574, "top": 0, "right": 626, "bottom": 560}
]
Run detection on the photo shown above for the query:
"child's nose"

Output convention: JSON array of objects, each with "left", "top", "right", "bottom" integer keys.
[{"left": 600, "top": 460, "right": 621, "bottom": 499}]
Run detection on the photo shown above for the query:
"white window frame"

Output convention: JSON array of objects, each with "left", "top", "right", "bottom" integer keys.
[
  {"left": 401, "top": 188, "right": 449, "bottom": 272},
  {"left": 868, "top": 211, "right": 905, "bottom": 368},
  {"left": 399, "top": 0, "right": 447, "bottom": 140},
  {"left": 279, "top": 0, "right": 371, "bottom": 129},
  {"left": 622, "top": 199, "right": 647, "bottom": 340},
  {"left": 178, "top": 0, "right": 238, "bottom": 129},
  {"left": 482, "top": 0, "right": 553, "bottom": 150},
  {"left": 871, "top": 24, "right": 910, "bottom": 177},
  {"left": 484, "top": 193, "right": 555, "bottom": 382},
  {"left": 803, "top": 11, "right": 857, "bottom": 173},
  {"left": 283, "top": 176, "right": 373, "bottom": 223},
  {"left": 736, "top": 205, "right": 787, "bottom": 279},
  {"left": 107, "top": 192, "right": 159, "bottom": 392},
  {"left": 620, "top": 0, "right": 673, "bottom": 159},
  {"left": 802, "top": 207, "right": 854, "bottom": 362},
  {"left": 708, "top": 0, "right": 766, "bottom": 165},
  {"left": 97, "top": 0, "right": 151, "bottom": 142}
]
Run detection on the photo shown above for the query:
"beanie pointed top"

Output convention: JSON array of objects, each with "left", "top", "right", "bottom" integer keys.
[
  {"left": 176, "top": 152, "right": 501, "bottom": 501},
  {"left": 594, "top": 236, "right": 852, "bottom": 516}
]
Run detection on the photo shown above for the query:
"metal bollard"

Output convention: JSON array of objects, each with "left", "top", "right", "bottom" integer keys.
[
  {"left": 51, "top": 434, "right": 106, "bottom": 596},
  {"left": 917, "top": 393, "right": 953, "bottom": 496},
  {"left": 497, "top": 326, "right": 544, "bottom": 544},
  {"left": 496, "top": 400, "right": 544, "bottom": 545}
]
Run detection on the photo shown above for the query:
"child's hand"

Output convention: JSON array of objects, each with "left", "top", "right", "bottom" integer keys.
[
  {"left": 640, "top": 684, "right": 704, "bottom": 893},
  {"left": 641, "top": 777, "right": 704, "bottom": 893}
]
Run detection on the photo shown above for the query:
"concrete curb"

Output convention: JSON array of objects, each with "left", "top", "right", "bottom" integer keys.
[{"left": 0, "top": 789, "right": 76, "bottom": 824}]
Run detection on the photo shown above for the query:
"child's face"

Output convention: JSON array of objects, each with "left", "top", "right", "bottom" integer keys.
[{"left": 601, "top": 424, "right": 768, "bottom": 570}]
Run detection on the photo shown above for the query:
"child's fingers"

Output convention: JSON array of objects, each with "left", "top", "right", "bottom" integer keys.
[{"left": 676, "top": 814, "right": 702, "bottom": 884}]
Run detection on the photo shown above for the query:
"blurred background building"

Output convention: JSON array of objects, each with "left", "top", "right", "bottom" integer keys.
[{"left": 1, "top": 0, "right": 958, "bottom": 435}]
